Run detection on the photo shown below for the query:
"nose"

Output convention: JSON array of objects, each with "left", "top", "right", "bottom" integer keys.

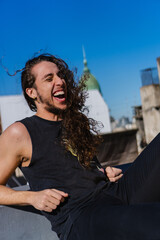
[{"left": 54, "top": 74, "right": 64, "bottom": 86}]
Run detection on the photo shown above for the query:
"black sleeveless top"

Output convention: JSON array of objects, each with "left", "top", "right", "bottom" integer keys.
[{"left": 19, "top": 115, "right": 109, "bottom": 239}]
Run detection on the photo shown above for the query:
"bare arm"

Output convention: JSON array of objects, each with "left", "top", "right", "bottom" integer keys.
[{"left": 0, "top": 122, "right": 68, "bottom": 212}]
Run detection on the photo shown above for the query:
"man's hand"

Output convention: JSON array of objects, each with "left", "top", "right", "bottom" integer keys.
[
  {"left": 105, "top": 166, "right": 123, "bottom": 182},
  {"left": 30, "top": 189, "right": 68, "bottom": 212}
]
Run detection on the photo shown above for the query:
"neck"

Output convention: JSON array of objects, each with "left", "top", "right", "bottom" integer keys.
[{"left": 36, "top": 109, "right": 62, "bottom": 121}]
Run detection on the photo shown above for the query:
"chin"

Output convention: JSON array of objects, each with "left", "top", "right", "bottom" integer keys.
[
  {"left": 46, "top": 105, "right": 67, "bottom": 115},
  {"left": 58, "top": 103, "right": 67, "bottom": 110}
]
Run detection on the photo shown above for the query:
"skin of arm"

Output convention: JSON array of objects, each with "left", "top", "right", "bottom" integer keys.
[{"left": 0, "top": 122, "right": 68, "bottom": 212}]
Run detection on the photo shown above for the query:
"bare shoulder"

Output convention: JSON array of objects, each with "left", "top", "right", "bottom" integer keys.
[
  {"left": 0, "top": 122, "right": 31, "bottom": 156},
  {"left": 0, "top": 122, "right": 31, "bottom": 185},
  {"left": 2, "top": 122, "right": 29, "bottom": 142}
]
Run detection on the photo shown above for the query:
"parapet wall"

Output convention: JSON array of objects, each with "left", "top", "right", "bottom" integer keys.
[{"left": 0, "top": 186, "right": 59, "bottom": 240}]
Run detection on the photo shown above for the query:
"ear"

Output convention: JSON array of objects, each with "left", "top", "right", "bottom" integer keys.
[{"left": 26, "top": 87, "right": 37, "bottom": 100}]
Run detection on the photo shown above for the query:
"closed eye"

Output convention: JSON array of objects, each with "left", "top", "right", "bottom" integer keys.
[
  {"left": 43, "top": 73, "right": 54, "bottom": 82},
  {"left": 46, "top": 77, "right": 53, "bottom": 82}
]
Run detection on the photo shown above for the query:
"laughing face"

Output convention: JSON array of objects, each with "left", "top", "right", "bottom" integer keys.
[{"left": 29, "top": 61, "right": 67, "bottom": 116}]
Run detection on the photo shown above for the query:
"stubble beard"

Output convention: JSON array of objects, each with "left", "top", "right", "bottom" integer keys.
[
  {"left": 37, "top": 92, "right": 67, "bottom": 116},
  {"left": 45, "top": 103, "right": 67, "bottom": 116}
]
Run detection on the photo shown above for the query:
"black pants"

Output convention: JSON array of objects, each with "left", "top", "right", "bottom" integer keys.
[{"left": 68, "top": 133, "right": 160, "bottom": 240}]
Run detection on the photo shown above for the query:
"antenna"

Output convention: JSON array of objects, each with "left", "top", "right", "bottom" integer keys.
[{"left": 82, "top": 45, "right": 86, "bottom": 60}]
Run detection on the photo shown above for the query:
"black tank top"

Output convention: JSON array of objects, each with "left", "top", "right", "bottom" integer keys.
[{"left": 19, "top": 115, "right": 109, "bottom": 239}]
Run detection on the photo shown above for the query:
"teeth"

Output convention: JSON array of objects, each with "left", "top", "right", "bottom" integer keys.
[{"left": 54, "top": 91, "right": 64, "bottom": 97}]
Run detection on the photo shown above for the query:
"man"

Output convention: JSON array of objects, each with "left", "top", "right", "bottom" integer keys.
[{"left": 1, "top": 54, "right": 160, "bottom": 240}]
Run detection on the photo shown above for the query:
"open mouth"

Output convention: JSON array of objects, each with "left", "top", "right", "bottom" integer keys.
[{"left": 53, "top": 90, "right": 66, "bottom": 102}]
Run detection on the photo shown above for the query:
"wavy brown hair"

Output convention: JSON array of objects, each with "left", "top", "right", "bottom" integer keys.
[{"left": 21, "top": 53, "right": 102, "bottom": 167}]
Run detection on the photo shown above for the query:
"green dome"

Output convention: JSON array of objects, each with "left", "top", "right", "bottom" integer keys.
[
  {"left": 82, "top": 47, "right": 102, "bottom": 94},
  {"left": 84, "top": 72, "right": 101, "bottom": 92}
]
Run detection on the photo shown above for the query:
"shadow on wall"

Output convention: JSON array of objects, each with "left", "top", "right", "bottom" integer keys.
[{"left": 98, "top": 129, "right": 138, "bottom": 167}]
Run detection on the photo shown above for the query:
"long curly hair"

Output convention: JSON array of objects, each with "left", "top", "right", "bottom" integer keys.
[{"left": 21, "top": 53, "right": 102, "bottom": 167}]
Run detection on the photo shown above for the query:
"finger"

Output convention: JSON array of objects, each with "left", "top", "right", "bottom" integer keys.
[
  {"left": 44, "top": 206, "right": 54, "bottom": 212},
  {"left": 105, "top": 166, "right": 116, "bottom": 177},
  {"left": 50, "top": 189, "right": 68, "bottom": 202},
  {"left": 52, "top": 189, "right": 68, "bottom": 197},
  {"left": 105, "top": 166, "right": 113, "bottom": 174},
  {"left": 45, "top": 201, "right": 58, "bottom": 210},
  {"left": 109, "top": 173, "right": 123, "bottom": 182},
  {"left": 47, "top": 195, "right": 61, "bottom": 206},
  {"left": 106, "top": 167, "right": 122, "bottom": 177},
  {"left": 105, "top": 166, "right": 112, "bottom": 173},
  {"left": 113, "top": 167, "right": 122, "bottom": 175},
  {"left": 114, "top": 173, "right": 123, "bottom": 181}
]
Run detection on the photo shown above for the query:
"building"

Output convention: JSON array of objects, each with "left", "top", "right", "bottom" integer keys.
[
  {"left": 140, "top": 67, "right": 160, "bottom": 143},
  {"left": 132, "top": 105, "right": 146, "bottom": 153},
  {"left": 81, "top": 49, "right": 111, "bottom": 134},
  {"left": 0, "top": 95, "right": 33, "bottom": 131}
]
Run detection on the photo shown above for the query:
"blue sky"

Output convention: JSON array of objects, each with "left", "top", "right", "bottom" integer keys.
[{"left": 1, "top": 0, "right": 160, "bottom": 120}]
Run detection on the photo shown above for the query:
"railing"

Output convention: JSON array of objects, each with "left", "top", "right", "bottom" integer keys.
[{"left": 140, "top": 67, "right": 159, "bottom": 86}]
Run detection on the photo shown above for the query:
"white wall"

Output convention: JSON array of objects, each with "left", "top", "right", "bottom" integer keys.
[
  {"left": 85, "top": 90, "right": 111, "bottom": 134},
  {"left": 0, "top": 95, "right": 33, "bottom": 131}
]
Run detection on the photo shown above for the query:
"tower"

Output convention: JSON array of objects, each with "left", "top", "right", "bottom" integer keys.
[{"left": 82, "top": 48, "right": 111, "bottom": 134}]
